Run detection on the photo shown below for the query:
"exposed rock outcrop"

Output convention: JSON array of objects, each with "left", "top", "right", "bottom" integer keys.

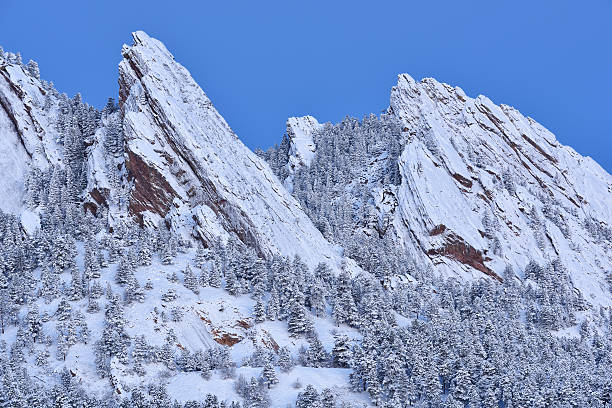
[
  {"left": 0, "top": 61, "right": 61, "bottom": 212},
  {"left": 119, "top": 32, "right": 341, "bottom": 267},
  {"left": 390, "top": 74, "right": 612, "bottom": 306}
]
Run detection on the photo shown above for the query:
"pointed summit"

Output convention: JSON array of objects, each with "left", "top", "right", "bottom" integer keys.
[
  {"left": 0, "top": 54, "right": 64, "bottom": 213},
  {"left": 119, "top": 31, "right": 342, "bottom": 267},
  {"left": 388, "top": 74, "right": 612, "bottom": 305}
]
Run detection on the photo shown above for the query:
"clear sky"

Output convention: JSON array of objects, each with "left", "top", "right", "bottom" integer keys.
[{"left": 1, "top": 1, "right": 610, "bottom": 171}]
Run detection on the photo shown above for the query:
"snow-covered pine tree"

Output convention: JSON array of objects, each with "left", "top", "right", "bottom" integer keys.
[
  {"left": 254, "top": 295, "right": 266, "bottom": 324},
  {"left": 332, "top": 334, "right": 352, "bottom": 368},
  {"left": 261, "top": 363, "right": 278, "bottom": 389},
  {"left": 277, "top": 346, "right": 294, "bottom": 373},
  {"left": 288, "top": 284, "right": 307, "bottom": 336},
  {"left": 183, "top": 264, "right": 199, "bottom": 294}
]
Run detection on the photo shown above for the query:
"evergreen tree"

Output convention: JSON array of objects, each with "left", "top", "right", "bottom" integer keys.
[
  {"left": 132, "top": 335, "right": 150, "bottom": 376},
  {"left": 306, "top": 335, "right": 328, "bottom": 368},
  {"left": 332, "top": 334, "right": 352, "bottom": 368},
  {"left": 138, "top": 236, "right": 152, "bottom": 267},
  {"left": 288, "top": 286, "right": 307, "bottom": 337},
  {"left": 296, "top": 385, "right": 321, "bottom": 408},
  {"left": 200, "top": 267, "right": 210, "bottom": 287},
  {"left": 125, "top": 276, "right": 145, "bottom": 304},
  {"left": 56, "top": 298, "right": 72, "bottom": 321},
  {"left": 226, "top": 270, "right": 240, "bottom": 296},
  {"left": 254, "top": 295, "right": 266, "bottom": 324},
  {"left": 25, "top": 305, "right": 42, "bottom": 344},
  {"left": 320, "top": 389, "right": 335, "bottom": 408},
  {"left": 209, "top": 260, "right": 222, "bottom": 288},
  {"left": 115, "top": 254, "right": 134, "bottom": 285},
  {"left": 277, "top": 346, "right": 294, "bottom": 373},
  {"left": 67, "top": 266, "right": 83, "bottom": 301},
  {"left": 266, "top": 287, "right": 280, "bottom": 321},
  {"left": 183, "top": 264, "right": 199, "bottom": 294},
  {"left": 261, "top": 363, "right": 278, "bottom": 389},
  {"left": 40, "top": 263, "right": 59, "bottom": 302},
  {"left": 308, "top": 278, "right": 327, "bottom": 317},
  {"left": 194, "top": 244, "right": 209, "bottom": 269}
]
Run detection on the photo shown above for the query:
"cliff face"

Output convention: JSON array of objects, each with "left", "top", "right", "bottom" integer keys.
[
  {"left": 2, "top": 33, "right": 610, "bottom": 303},
  {"left": 119, "top": 32, "right": 341, "bottom": 267},
  {"left": 387, "top": 74, "right": 612, "bottom": 306},
  {"left": 0, "top": 54, "right": 120, "bottom": 219},
  {"left": 0, "top": 59, "right": 62, "bottom": 213}
]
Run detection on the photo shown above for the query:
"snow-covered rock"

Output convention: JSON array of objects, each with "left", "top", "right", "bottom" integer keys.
[
  {"left": 284, "top": 116, "right": 321, "bottom": 192},
  {"left": 0, "top": 56, "right": 113, "bottom": 222},
  {"left": 388, "top": 74, "right": 612, "bottom": 306},
  {"left": 2, "top": 32, "right": 609, "bottom": 307},
  {"left": 0, "top": 60, "right": 62, "bottom": 212},
  {"left": 119, "top": 32, "right": 341, "bottom": 268}
]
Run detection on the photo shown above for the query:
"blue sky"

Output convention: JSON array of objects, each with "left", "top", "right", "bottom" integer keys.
[{"left": 1, "top": 1, "right": 610, "bottom": 171}]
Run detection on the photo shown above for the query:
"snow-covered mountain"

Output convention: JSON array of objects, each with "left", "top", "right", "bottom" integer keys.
[
  {"left": 118, "top": 32, "right": 341, "bottom": 268},
  {"left": 0, "top": 57, "right": 62, "bottom": 213},
  {"left": 0, "top": 49, "right": 108, "bottom": 222},
  {"left": 0, "top": 32, "right": 343, "bottom": 270},
  {"left": 388, "top": 74, "right": 612, "bottom": 305},
  {"left": 267, "top": 74, "right": 612, "bottom": 309},
  {"left": 1, "top": 31, "right": 611, "bottom": 408}
]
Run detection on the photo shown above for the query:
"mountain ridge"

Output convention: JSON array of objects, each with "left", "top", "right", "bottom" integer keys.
[
  {"left": 118, "top": 31, "right": 345, "bottom": 269},
  {"left": 2, "top": 32, "right": 611, "bottom": 304},
  {"left": 263, "top": 73, "right": 612, "bottom": 308},
  {"left": 0, "top": 30, "right": 611, "bottom": 408}
]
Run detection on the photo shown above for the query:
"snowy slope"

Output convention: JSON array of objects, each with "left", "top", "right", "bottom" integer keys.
[
  {"left": 388, "top": 74, "right": 612, "bottom": 306},
  {"left": 119, "top": 32, "right": 342, "bottom": 268},
  {"left": 5, "top": 242, "right": 363, "bottom": 407},
  {"left": 0, "top": 55, "right": 115, "bottom": 220},
  {"left": 2, "top": 32, "right": 611, "bottom": 408},
  {"left": 0, "top": 60, "right": 62, "bottom": 212}
]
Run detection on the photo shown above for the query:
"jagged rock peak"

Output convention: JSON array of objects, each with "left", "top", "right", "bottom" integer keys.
[
  {"left": 118, "top": 31, "right": 344, "bottom": 268},
  {"left": 286, "top": 115, "right": 320, "bottom": 170},
  {"left": 0, "top": 57, "right": 64, "bottom": 213},
  {"left": 388, "top": 72, "right": 612, "bottom": 306},
  {"left": 282, "top": 115, "right": 321, "bottom": 192}
]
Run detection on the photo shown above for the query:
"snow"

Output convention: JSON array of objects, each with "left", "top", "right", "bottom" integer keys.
[
  {"left": 0, "top": 60, "right": 63, "bottom": 214},
  {"left": 284, "top": 116, "right": 321, "bottom": 192},
  {"left": 286, "top": 116, "right": 320, "bottom": 169},
  {"left": 167, "top": 367, "right": 366, "bottom": 407},
  {"left": 6, "top": 242, "right": 365, "bottom": 405},
  {"left": 389, "top": 73, "right": 612, "bottom": 307},
  {"left": 0, "top": 103, "right": 29, "bottom": 213},
  {"left": 3, "top": 28, "right": 612, "bottom": 408},
  {"left": 1, "top": 37, "right": 369, "bottom": 404},
  {"left": 20, "top": 208, "right": 40, "bottom": 234},
  {"left": 119, "top": 31, "right": 345, "bottom": 271},
  {"left": 283, "top": 116, "right": 323, "bottom": 193}
]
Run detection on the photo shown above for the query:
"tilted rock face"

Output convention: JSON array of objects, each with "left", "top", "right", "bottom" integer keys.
[
  {"left": 0, "top": 56, "right": 119, "bottom": 220},
  {"left": 119, "top": 32, "right": 341, "bottom": 267},
  {"left": 388, "top": 74, "right": 612, "bottom": 306},
  {"left": 0, "top": 60, "right": 62, "bottom": 212},
  {"left": 286, "top": 115, "right": 320, "bottom": 171},
  {"left": 283, "top": 115, "right": 321, "bottom": 192}
]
